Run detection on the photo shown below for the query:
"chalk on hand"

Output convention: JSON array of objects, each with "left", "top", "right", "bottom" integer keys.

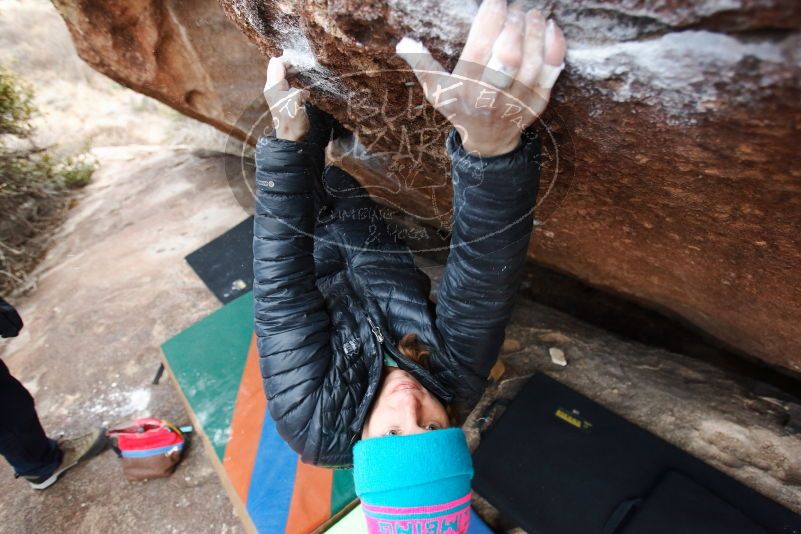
[
  {"left": 395, "top": 36, "right": 428, "bottom": 69},
  {"left": 396, "top": 36, "right": 427, "bottom": 56},
  {"left": 536, "top": 63, "right": 565, "bottom": 90},
  {"left": 278, "top": 49, "right": 318, "bottom": 73}
]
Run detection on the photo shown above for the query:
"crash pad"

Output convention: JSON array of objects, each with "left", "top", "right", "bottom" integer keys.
[
  {"left": 161, "top": 291, "right": 356, "bottom": 533},
  {"left": 184, "top": 216, "right": 254, "bottom": 303},
  {"left": 472, "top": 373, "right": 801, "bottom": 534}
]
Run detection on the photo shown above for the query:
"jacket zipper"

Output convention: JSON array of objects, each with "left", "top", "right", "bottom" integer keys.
[
  {"left": 349, "top": 315, "right": 385, "bottom": 437},
  {"left": 363, "top": 308, "right": 454, "bottom": 410},
  {"left": 365, "top": 316, "right": 384, "bottom": 344}
]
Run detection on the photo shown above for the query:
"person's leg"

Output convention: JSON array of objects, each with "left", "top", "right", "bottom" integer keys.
[{"left": 0, "top": 359, "right": 62, "bottom": 478}]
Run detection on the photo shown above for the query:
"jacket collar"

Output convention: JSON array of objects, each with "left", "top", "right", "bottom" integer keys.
[{"left": 365, "top": 297, "right": 452, "bottom": 401}]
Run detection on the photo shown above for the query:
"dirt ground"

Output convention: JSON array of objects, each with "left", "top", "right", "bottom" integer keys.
[{"left": 0, "top": 146, "right": 250, "bottom": 533}]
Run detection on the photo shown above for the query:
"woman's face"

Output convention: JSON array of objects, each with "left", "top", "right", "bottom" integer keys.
[{"left": 362, "top": 367, "right": 449, "bottom": 439}]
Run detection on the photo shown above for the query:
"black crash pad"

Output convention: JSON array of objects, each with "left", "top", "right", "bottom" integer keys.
[
  {"left": 618, "top": 470, "right": 766, "bottom": 534},
  {"left": 472, "top": 373, "right": 801, "bottom": 534},
  {"left": 185, "top": 216, "right": 254, "bottom": 304}
]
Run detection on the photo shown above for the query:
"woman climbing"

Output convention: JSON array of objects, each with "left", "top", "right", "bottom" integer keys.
[{"left": 254, "top": 0, "right": 565, "bottom": 530}]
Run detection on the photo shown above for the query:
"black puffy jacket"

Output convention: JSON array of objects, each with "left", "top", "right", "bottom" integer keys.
[{"left": 253, "top": 128, "right": 540, "bottom": 467}]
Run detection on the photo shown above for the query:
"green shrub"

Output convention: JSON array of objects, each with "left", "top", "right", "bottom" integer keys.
[
  {"left": 0, "top": 66, "right": 35, "bottom": 137},
  {"left": 0, "top": 66, "right": 94, "bottom": 295},
  {"left": 59, "top": 153, "right": 98, "bottom": 189}
]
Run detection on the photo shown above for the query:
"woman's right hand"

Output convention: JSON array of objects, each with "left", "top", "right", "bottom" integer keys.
[{"left": 263, "top": 56, "right": 310, "bottom": 141}]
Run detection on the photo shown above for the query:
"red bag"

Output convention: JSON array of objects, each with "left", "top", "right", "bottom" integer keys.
[{"left": 107, "top": 418, "right": 186, "bottom": 481}]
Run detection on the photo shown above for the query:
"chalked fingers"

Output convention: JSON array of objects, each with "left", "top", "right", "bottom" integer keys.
[
  {"left": 526, "top": 19, "right": 566, "bottom": 117},
  {"left": 454, "top": 0, "right": 507, "bottom": 82},
  {"left": 395, "top": 37, "right": 454, "bottom": 113},
  {"left": 513, "top": 10, "right": 546, "bottom": 93},
  {"left": 480, "top": 2, "right": 525, "bottom": 91},
  {"left": 265, "top": 57, "right": 289, "bottom": 93},
  {"left": 263, "top": 57, "right": 310, "bottom": 141}
]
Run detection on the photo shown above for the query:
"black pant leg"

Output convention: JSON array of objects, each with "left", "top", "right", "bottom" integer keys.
[{"left": 0, "top": 359, "right": 61, "bottom": 477}]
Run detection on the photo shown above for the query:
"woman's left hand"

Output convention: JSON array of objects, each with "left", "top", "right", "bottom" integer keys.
[{"left": 396, "top": 0, "right": 566, "bottom": 157}]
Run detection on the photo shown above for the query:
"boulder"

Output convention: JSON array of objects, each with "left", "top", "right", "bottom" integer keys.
[
  {"left": 52, "top": 0, "right": 801, "bottom": 372},
  {"left": 50, "top": 0, "right": 268, "bottom": 141}
]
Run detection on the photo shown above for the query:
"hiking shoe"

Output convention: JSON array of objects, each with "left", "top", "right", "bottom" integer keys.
[{"left": 24, "top": 427, "right": 108, "bottom": 490}]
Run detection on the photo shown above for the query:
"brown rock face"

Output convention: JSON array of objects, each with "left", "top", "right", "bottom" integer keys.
[
  {"left": 52, "top": 0, "right": 801, "bottom": 371},
  {"left": 50, "top": 0, "right": 268, "bottom": 140}
]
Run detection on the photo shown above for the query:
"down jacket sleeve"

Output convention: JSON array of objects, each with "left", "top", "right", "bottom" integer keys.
[
  {"left": 434, "top": 128, "right": 541, "bottom": 408},
  {"left": 252, "top": 135, "right": 330, "bottom": 458}
]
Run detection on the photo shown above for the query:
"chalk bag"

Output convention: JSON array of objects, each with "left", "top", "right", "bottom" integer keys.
[{"left": 106, "top": 418, "right": 186, "bottom": 481}]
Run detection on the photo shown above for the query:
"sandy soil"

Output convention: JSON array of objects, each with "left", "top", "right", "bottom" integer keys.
[{"left": 0, "top": 145, "right": 250, "bottom": 533}]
